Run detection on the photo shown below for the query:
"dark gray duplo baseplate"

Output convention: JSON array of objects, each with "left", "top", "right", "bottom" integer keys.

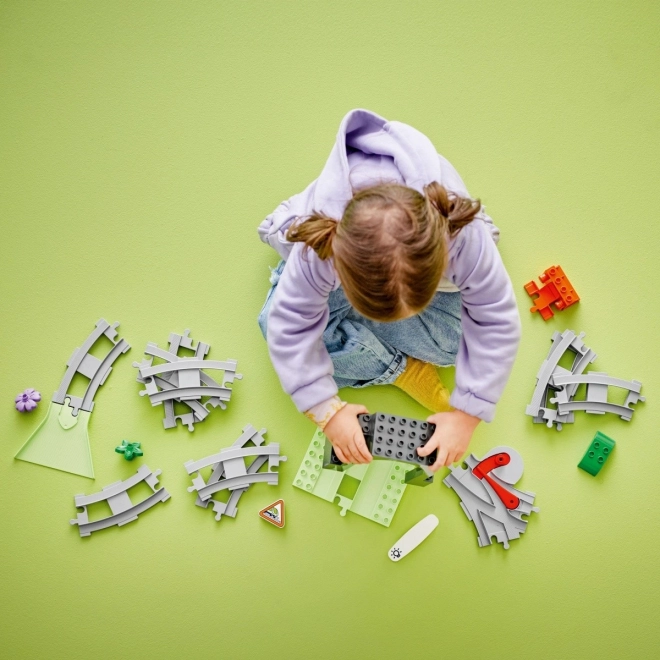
[{"left": 324, "top": 413, "right": 437, "bottom": 486}]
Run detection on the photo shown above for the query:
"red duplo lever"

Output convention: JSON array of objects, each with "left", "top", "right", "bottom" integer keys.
[{"left": 473, "top": 452, "right": 520, "bottom": 510}]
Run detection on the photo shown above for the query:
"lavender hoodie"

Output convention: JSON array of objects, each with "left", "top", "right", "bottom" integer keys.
[{"left": 258, "top": 109, "right": 521, "bottom": 422}]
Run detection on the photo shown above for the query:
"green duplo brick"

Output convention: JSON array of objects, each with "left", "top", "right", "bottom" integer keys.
[{"left": 578, "top": 432, "right": 616, "bottom": 476}]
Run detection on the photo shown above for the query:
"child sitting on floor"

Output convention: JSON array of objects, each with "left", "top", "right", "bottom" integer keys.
[{"left": 257, "top": 109, "right": 520, "bottom": 470}]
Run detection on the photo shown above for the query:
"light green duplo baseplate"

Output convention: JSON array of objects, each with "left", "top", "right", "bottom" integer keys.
[
  {"left": 293, "top": 429, "right": 408, "bottom": 527},
  {"left": 14, "top": 399, "right": 94, "bottom": 479}
]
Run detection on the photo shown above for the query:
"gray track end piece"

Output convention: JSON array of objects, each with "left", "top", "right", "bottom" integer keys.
[
  {"left": 222, "top": 370, "right": 244, "bottom": 389},
  {"left": 176, "top": 413, "right": 197, "bottom": 432},
  {"left": 624, "top": 388, "right": 646, "bottom": 408},
  {"left": 138, "top": 375, "right": 160, "bottom": 399},
  {"left": 268, "top": 452, "right": 288, "bottom": 471},
  {"left": 168, "top": 329, "right": 210, "bottom": 357},
  {"left": 203, "top": 397, "right": 228, "bottom": 412},
  {"left": 539, "top": 408, "right": 564, "bottom": 430}
]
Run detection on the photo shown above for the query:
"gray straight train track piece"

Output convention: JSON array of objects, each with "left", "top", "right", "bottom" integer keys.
[
  {"left": 53, "top": 318, "right": 131, "bottom": 415},
  {"left": 443, "top": 451, "right": 538, "bottom": 549},
  {"left": 526, "top": 330, "right": 597, "bottom": 430},
  {"left": 70, "top": 465, "right": 170, "bottom": 537}
]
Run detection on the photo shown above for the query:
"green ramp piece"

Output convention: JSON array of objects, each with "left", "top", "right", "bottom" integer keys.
[
  {"left": 14, "top": 399, "right": 94, "bottom": 479},
  {"left": 292, "top": 428, "right": 408, "bottom": 527},
  {"left": 578, "top": 431, "right": 616, "bottom": 476}
]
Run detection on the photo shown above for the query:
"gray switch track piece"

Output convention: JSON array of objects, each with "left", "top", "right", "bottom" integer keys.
[
  {"left": 133, "top": 329, "right": 242, "bottom": 431},
  {"left": 53, "top": 318, "right": 131, "bottom": 415},
  {"left": 185, "top": 424, "right": 287, "bottom": 521},
  {"left": 196, "top": 456, "right": 270, "bottom": 521},
  {"left": 443, "top": 449, "right": 539, "bottom": 550},
  {"left": 70, "top": 465, "right": 170, "bottom": 537},
  {"left": 526, "top": 330, "right": 597, "bottom": 430}
]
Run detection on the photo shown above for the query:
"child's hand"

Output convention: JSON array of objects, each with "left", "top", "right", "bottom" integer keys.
[
  {"left": 417, "top": 409, "right": 481, "bottom": 471},
  {"left": 324, "top": 404, "right": 373, "bottom": 465}
]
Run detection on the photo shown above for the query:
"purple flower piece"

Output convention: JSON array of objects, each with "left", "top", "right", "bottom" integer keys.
[{"left": 15, "top": 388, "right": 42, "bottom": 413}]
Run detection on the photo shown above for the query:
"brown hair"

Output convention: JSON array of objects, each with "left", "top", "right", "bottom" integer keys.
[{"left": 286, "top": 182, "right": 481, "bottom": 321}]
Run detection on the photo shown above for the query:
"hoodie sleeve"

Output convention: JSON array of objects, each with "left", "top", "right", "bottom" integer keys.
[
  {"left": 266, "top": 242, "right": 340, "bottom": 412},
  {"left": 447, "top": 220, "right": 521, "bottom": 422}
]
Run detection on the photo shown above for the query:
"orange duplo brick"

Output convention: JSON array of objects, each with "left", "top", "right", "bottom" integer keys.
[{"left": 524, "top": 265, "right": 580, "bottom": 320}]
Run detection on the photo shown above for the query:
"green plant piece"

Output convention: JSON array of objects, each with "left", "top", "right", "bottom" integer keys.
[{"left": 115, "top": 440, "right": 143, "bottom": 461}]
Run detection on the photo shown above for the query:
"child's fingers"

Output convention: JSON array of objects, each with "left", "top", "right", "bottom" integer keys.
[
  {"left": 334, "top": 445, "right": 350, "bottom": 465},
  {"left": 451, "top": 449, "right": 465, "bottom": 465},
  {"left": 442, "top": 450, "right": 457, "bottom": 468},
  {"left": 353, "top": 432, "right": 372, "bottom": 463},
  {"left": 342, "top": 441, "right": 362, "bottom": 465},
  {"left": 417, "top": 435, "right": 439, "bottom": 457},
  {"left": 432, "top": 446, "right": 449, "bottom": 472}
]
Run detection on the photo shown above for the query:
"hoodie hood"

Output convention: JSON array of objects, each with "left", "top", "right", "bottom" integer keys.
[
  {"left": 258, "top": 108, "right": 497, "bottom": 260},
  {"left": 311, "top": 108, "right": 444, "bottom": 218}
]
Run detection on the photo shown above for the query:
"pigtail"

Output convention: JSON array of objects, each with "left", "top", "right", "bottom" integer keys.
[
  {"left": 286, "top": 213, "right": 338, "bottom": 260},
  {"left": 424, "top": 181, "right": 481, "bottom": 237}
]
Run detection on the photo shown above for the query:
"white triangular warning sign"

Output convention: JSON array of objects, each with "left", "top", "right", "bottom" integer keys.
[{"left": 259, "top": 499, "right": 285, "bottom": 528}]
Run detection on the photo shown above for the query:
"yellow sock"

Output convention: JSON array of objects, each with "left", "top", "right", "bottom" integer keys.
[{"left": 394, "top": 357, "right": 451, "bottom": 412}]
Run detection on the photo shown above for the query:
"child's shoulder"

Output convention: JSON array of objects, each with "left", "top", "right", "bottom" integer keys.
[
  {"left": 285, "top": 242, "right": 340, "bottom": 295},
  {"left": 449, "top": 214, "right": 495, "bottom": 251}
]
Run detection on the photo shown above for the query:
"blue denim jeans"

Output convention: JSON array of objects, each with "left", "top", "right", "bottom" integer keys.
[{"left": 258, "top": 260, "right": 462, "bottom": 390}]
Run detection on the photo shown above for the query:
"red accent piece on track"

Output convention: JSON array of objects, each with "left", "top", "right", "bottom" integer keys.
[{"left": 473, "top": 452, "right": 520, "bottom": 510}]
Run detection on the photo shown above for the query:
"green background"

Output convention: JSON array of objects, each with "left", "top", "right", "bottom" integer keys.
[{"left": 1, "top": 1, "right": 658, "bottom": 658}]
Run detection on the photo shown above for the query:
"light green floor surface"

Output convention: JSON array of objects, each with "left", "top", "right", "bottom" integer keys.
[{"left": 1, "top": 2, "right": 658, "bottom": 659}]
